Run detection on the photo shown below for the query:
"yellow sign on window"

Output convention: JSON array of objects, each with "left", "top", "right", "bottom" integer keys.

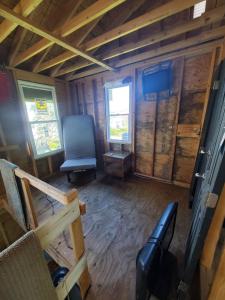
[{"left": 35, "top": 99, "right": 47, "bottom": 113}]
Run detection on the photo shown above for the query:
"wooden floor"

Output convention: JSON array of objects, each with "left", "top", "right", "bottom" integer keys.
[{"left": 33, "top": 173, "right": 191, "bottom": 300}]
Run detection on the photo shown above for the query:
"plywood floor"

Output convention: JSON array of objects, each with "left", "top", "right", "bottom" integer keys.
[{"left": 33, "top": 174, "right": 191, "bottom": 300}]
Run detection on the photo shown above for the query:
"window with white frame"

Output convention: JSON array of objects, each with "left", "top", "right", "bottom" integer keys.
[
  {"left": 193, "top": 0, "right": 206, "bottom": 19},
  {"left": 18, "top": 81, "right": 63, "bottom": 159},
  {"left": 105, "top": 82, "right": 132, "bottom": 143}
]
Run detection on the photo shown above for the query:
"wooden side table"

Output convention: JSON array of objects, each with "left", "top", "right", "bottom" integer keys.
[{"left": 103, "top": 151, "right": 132, "bottom": 179}]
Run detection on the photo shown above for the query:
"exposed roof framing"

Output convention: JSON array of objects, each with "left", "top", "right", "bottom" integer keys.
[
  {"left": 56, "top": 5, "right": 225, "bottom": 77},
  {"left": 11, "top": 0, "right": 126, "bottom": 67},
  {"left": 69, "top": 35, "right": 223, "bottom": 80},
  {"left": 0, "top": 0, "right": 43, "bottom": 43},
  {"left": 33, "top": 0, "right": 201, "bottom": 73},
  {"left": 0, "top": 3, "right": 115, "bottom": 71},
  {"left": 0, "top": 0, "right": 224, "bottom": 80},
  {"left": 38, "top": 0, "right": 147, "bottom": 73},
  {"left": 50, "top": 17, "right": 103, "bottom": 77},
  {"left": 32, "top": 0, "right": 85, "bottom": 72}
]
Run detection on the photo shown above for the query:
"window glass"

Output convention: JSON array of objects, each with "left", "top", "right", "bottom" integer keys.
[
  {"left": 106, "top": 83, "right": 131, "bottom": 143},
  {"left": 18, "top": 81, "right": 63, "bottom": 159},
  {"left": 110, "top": 115, "right": 129, "bottom": 142},
  {"left": 109, "top": 86, "right": 130, "bottom": 114}
]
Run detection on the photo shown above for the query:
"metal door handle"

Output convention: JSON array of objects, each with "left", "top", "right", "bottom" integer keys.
[
  {"left": 199, "top": 148, "right": 211, "bottom": 156},
  {"left": 195, "top": 173, "right": 206, "bottom": 180}
]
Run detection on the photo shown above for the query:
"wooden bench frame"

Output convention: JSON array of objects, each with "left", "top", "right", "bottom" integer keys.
[{"left": 1, "top": 167, "right": 90, "bottom": 299}]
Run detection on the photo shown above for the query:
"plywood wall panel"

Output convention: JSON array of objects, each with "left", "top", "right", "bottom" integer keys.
[
  {"left": 179, "top": 92, "right": 205, "bottom": 124},
  {"left": 173, "top": 52, "right": 212, "bottom": 185},
  {"left": 182, "top": 53, "right": 211, "bottom": 91},
  {"left": 154, "top": 96, "right": 177, "bottom": 179},
  {"left": 135, "top": 70, "right": 156, "bottom": 175}
]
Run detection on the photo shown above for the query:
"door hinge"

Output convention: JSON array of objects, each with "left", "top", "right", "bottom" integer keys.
[
  {"left": 205, "top": 192, "right": 218, "bottom": 208},
  {"left": 213, "top": 80, "right": 220, "bottom": 90}
]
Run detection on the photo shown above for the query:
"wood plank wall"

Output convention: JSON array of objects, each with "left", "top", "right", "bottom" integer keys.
[
  {"left": 70, "top": 51, "right": 215, "bottom": 187},
  {"left": 0, "top": 69, "right": 71, "bottom": 196}
]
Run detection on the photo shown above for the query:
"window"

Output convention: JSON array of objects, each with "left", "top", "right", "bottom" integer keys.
[
  {"left": 105, "top": 82, "right": 132, "bottom": 143},
  {"left": 193, "top": 0, "right": 206, "bottom": 19},
  {"left": 18, "top": 81, "right": 63, "bottom": 159}
]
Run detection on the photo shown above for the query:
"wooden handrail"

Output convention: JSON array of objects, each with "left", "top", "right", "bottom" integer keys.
[{"left": 15, "top": 168, "right": 78, "bottom": 204}]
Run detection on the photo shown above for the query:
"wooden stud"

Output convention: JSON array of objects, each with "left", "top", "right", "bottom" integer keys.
[
  {"left": 8, "top": 28, "right": 28, "bottom": 66},
  {"left": 57, "top": 5, "right": 225, "bottom": 76},
  {"left": 56, "top": 254, "right": 87, "bottom": 300},
  {"left": 69, "top": 217, "right": 91, "bottom": 298},
  {"left": 200, "top": 49, "right": 217, "bottom": 131},
  {"left": 0, "top": 222, "right": 9, "bottom": 247},
  {"left": 208, "top": 245, "right": 225, "bottom": 300},
  {"left": 20, "top": 177, "right": 38, "bottom": 229},
  {"left": 201, "top": 185, "right": 225, "bottom": 270},
  {"left": 12, "top": 0, "right": 125, "bottom": 67},
  {"left": 0, "top": 0, "right": 43, "bottom": 43},
  {"left": 50, "top": 17, "right": 102, "bottom": 76},
  {"left": 49, "top": 0, "right": 147, "bottom": 74},
  {"left": 169, "top": 58, "right": 185, "bottom": 180},
  {"left": 58, "top": 0, "right": 125, "bottom": 37},
  {"left": 68, "top": 39, "right": 222, "bottom": 80},
  {"left": 32, "top": 0, "right": 85, "bottom": 72},
  {"left": 92, "top": 79, "right": 98, "bottom": 125},
  {"left": 47, "top": 156, "right": 53, "bottom": 175},
  {"left": 81, "top": 83, "right": 87, "bottom": 115},
  {"left": 84, "top": 0, "right": 200, "bottom": 51},
  {"left": 0, "top": 4, "right": 114, "bottom": 71}
]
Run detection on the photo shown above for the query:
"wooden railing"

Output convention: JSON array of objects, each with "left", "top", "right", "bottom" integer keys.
[{"left": 1, "top": 166, "right": 90, "bottom": 299}]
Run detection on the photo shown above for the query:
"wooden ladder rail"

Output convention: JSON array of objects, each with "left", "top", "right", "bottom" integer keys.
[{"left": 7, "top": 167, "right": 90, "bottom": 298}]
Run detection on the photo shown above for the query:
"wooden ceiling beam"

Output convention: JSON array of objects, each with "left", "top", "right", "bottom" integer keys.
[
  {"left": 84, "top": 0, "right": 201, "bottom": 51},
  {"left": 68, "top": 38, "right": 222, "bottom": 80},
  {"left": 32, "top": 0, "right": 85, "bottom": 72},
  {"left": 36, "top": 0, "right": 200, "bottom": 73},
  {"left": 0, "top": 4, "right": 114, "bottom": 71},
  {"left": 37, "top": 0, "right": 146, "bottom": 73},
  {"left": 58, "top": 0, "right": 126, "bottom": 37},
  {"left": 56, "top": 5, "right": 225, "bottom": 77},
  {"left": 50, "top": 17, "right": 102, "bottom": 76},
  {"left": 12, "top": 0, "right": 126, "bottom": 67},
  {"left": 0, "top": 0, "right": 43, "bottom": 43}
]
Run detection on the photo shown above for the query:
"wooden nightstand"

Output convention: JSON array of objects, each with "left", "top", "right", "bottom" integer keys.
[{"left": 103, "top": 151, "right": 132, "bottom": 179}]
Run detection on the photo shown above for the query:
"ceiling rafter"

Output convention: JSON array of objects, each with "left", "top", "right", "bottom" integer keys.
[
  {"left": 50, "top": 17, "right": 103, "bottom": 77},
  {"left": 0, "top": 3, "right": 114, "bottom": 71},
  {"left": 83, "top": 0, "right": 200, "bottom": 51},
  {"left": 57, "top": 5, "right": 225, "bottom": 77},
  {"left": 37, "top": 0, "right": 146, "bottom": 73},
  {"left": 8, "top": 28, "right": 28, "bottom": 66},
  {"left": 0, "top": 0, "right": 43, "bottom": 43},
  {"left": 11, "top": 0, "right": 126, "bottom": 67},
  {"left": 68, "top": 34, "right": 223, "bottom": 81},
  {"left": 32, "top": 0, "right": 85, "bottom": 72},
  {"left": 35, "top": 0, "right": 201, "bottom": 73}
]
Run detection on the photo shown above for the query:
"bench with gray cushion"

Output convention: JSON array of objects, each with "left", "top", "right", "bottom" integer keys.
[{"left": 60, "top": 115, "right": 96, "bottom": 182}]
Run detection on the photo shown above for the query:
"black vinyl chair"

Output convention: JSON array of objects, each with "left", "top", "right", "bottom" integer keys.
[{"left": 60, "top": 115, "right": 97, "bottom": 182}]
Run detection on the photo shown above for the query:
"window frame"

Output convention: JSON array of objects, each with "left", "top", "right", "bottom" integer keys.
[
  {"left": 18, "top": 80, "right": 63, "bottom": 159},
  {"left": 105, "top": 81, "right": 132, "bottom": 144}
]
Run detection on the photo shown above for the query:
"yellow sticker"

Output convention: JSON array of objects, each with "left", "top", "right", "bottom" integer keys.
[{"left": 35, "top": 99, "right": 47, "bottom": 112}]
